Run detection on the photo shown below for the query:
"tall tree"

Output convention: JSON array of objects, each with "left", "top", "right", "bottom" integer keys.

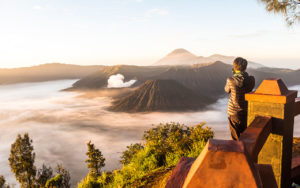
[
  {"left": 56, "top": 164, "right": 71, "bottom": 188},
  {"left": 8, "top": 133, "right": 36, "bottom": 188},
  {"left": 259, "top": 0, "right": 300, "bottom": 25},
  {"left": 85, "top": 141, "right": 105, "bottom": 177}
]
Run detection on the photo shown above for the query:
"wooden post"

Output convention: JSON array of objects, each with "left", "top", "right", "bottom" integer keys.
[{"left": 245, "top": 79, "right": 298, "bottom": 188}]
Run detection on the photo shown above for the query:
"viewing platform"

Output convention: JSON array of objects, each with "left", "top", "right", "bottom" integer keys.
[{"left": 166, "top": 78, "right": 300, "bottom": 188}]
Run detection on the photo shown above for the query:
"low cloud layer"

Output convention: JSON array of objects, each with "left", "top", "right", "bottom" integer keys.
[
  {"left": 107, "top": 74, "right": 137, "bottom": 88},
  {"left": 0, "top": 80, "right": 299, "bottom": 186}
]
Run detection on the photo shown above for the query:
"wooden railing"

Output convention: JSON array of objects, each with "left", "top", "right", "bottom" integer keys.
[
  {"left": 296, "top": 98, "right": 300, "bottom": 116},
  {"left": 166, "top": 79, "right": 300, "bottom": 188},
  {"left": 239, "top": 116, "right": 272, "bottom": 163}
]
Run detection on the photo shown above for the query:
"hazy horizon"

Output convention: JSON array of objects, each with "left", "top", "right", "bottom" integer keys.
[
  {"left": 1, "top": 0, "right": 300, "bottom": 69},
  {"left": 0, "top": 51, "right": 299, "bottom": 70}
]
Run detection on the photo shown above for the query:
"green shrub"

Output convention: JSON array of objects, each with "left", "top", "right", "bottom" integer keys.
[
  {"left": 97, "top": 172, "right": 113, "bottom": 186},
  {"left": 77, "top": 173, "right": 101, "bottom": 188},
  {"left": 79, "top": 122, "right": 214, "bottom": 188},
  {"left": 120, "top": 143, "right": 143, "bottom": 165},
  {"left": 45, "top": 174, "right": 62, "bottom": 188},
  {"left": 142, "top": 122, "right": 213, "bottom": 167}
]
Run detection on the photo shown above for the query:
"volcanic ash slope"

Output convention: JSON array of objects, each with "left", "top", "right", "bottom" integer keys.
[{"left": 109, "top": 79, "right": 214, "bottom": 112}]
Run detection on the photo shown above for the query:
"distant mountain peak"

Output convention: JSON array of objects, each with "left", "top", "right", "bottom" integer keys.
[
  {"left": 169, "top": 48, "right": 193, "bottom": 55},
  {"left": 209, "top": 54, "right": 234, "bottom": 58},
  {"left": 154, "top": 48, "right": 197, "bottom": 66},
  {"left": 165, "top": 48, "right": 196, "bottom": 58}
]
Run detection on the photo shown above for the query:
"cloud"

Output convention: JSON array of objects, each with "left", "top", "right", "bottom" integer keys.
[
  {"left": 145, "top": 8, "right": 169, "bottom": 18},
  {"left": 136, "top": 0, "right": 143, "bottom": 2},
  {"left": 107, "top": 74, "right": 137, "bottom": 88},
  {"left": 32, "top": 5, "right": 42, "bottom": 10},
  {"left": 228, "top": 31, "right": 269, "bottom": 39},
  {"left": 5, "top": 80, "right": 300, "bottom": 185},
  {"left": 31, "top": 4, "right": 76, "bottom": 15},
  {"left": 7, "top": 79, "right": 286, "bottom": 185}
]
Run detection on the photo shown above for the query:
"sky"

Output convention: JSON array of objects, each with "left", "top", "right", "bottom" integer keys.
[{"left": 0, "top": 0, "right": 299, "bottom": 69}]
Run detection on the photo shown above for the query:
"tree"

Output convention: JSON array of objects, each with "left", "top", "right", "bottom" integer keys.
[
  {"left": 45, "top": 174, "right": 62, "bottom": 188},
  {"left": 85, "top": 141, "right": 105, "bottom": 177},
  {"left": 142, "top": 122, "right": 214, "bottom": 166},
  {"left": 120, "top": 143, "right": 143, "bottom": 165},
  {"left": 77, "top": 173, "right": 100, "bottom": 188},
  {"left": 0, "top": 176, "right": 5, "bottom": 188},
  {"left": 259, "top": 0, "right": 300, "bottom": 25},
  {"left": 36, "top": 164, "right": 53, "bottom": 187},
  {"left": 55, "top": 164, "right": 71, "bottom": 188},
  {"left": 8, "top": 133, "right": 36, "bottom": 188}
]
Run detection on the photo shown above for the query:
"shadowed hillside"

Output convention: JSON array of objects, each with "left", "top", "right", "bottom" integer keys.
[
  {"left": 152, "top": 61, "right": 232, "bottom": 98},
  {"left": 109, "top": 79, "right": 215, "bottom": 112},
  {"left": 69, "top": 61, "right": 300, "bottom": 100},
  {"left": 70, "top": 65, "right": 169, "bottom": 90},
  {"left": 70, "top": 62, "right": 234, "bottom": 97},
  {"left": 0, "top": 63, "right": 102, "bottom": 85}
]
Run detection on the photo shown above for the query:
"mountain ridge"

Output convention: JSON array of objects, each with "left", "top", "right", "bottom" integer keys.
[
  {"left": 69, "top": 61, "right": 300, "bottom": 100},
  {"left": 109, "top": 79, "right": 214, "bottom": 112},
  {"left": 154, "top": 48, "right": 265, "bottom": 69},
  {"left": 0, "top": 63, "right": 103, "bottom": 85}
]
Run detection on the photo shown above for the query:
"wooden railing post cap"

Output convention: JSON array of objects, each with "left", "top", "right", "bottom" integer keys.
[
  {"left": 245, "top": 78, "right": 298, "bottom": 104},
  {"left": 182, "top": 139, "right": 264, "bottom": 188}
]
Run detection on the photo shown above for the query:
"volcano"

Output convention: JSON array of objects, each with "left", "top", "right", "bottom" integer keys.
[
  {"left": 109, "top": 79, "right": 214, "bottom": 112},
  {"left": 154, "top": 48, "right": 198, "bottom": 66}
]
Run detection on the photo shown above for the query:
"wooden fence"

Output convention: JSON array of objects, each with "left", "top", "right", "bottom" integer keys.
[{"left": 166, "top": 79, "right": 300, "bottom": 188}]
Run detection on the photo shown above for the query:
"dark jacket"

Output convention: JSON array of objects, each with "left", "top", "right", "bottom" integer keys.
[{"left": 225, "top": 72, "right": 255, "bottom": 116}]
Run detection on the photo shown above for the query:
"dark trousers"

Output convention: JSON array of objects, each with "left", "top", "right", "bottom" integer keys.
[{"left": 228, "top": 114, "right": 247, "bottom": 140}]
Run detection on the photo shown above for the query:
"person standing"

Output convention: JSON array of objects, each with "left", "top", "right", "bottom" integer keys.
[{"left": 225, "top": 57, "right": 255, "bottom": 140}]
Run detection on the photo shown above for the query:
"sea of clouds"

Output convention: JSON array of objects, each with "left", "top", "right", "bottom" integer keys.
[{"left": 0, "top": 80, "right": 299, "bottom": 186}]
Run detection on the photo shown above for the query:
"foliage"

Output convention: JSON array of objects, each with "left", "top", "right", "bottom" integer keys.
[
  {"left": 8, "top": 133, "right": 36, "bottom": 188},
  {"left": 85, "top": 141, "right": 106, "bottom": 177},
  {"left": 77, "top": 142, "right": 106, "bottom": 188},
  {"left": 187, "top": 123, "right": 215, "bottom": 157},
  {"left": 36, "top": 164, "right": 53, "bottom": 187},
  {"left": 97, "top": 172, "right": 113, "bottom": 186},
  {"left": 88, "top": 122, "right": 214, "bottom": 188},
  {"left": 142, "top": 122, "right": 213, "bottom": 166},
  {"left": 130, "top": 168, "right": 173, "bottom": 188},
  {"left": 77, "top": 171, "right": 114, "bottom": 188},
  {"left": 45, "top": 174, "right": 63, "bottom": 188},
  {"left": 259, "top": 0, "right": 300, "bottom": 25},
  {"left": 55, "top": 164, "right": 71, "bottom": 188},
  {"left": 77, "top": 173, "right": 101, "bottom": 188},
  {"left": 42, "top": 164, "right": 70, "bottom": 188},
  {"left": 8, "top": 134, "right": 71, "bottom": 188},
  {"left": 120, "top": 143, "right": 143, "bottom": 165},
  {"left": 0, "top": 176, "right": 5, "bottom": 188}
]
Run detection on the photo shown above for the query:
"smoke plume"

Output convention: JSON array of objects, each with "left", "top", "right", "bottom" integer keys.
[{"left": 107, "top": 74, "right": 137, "bottom": 88}]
